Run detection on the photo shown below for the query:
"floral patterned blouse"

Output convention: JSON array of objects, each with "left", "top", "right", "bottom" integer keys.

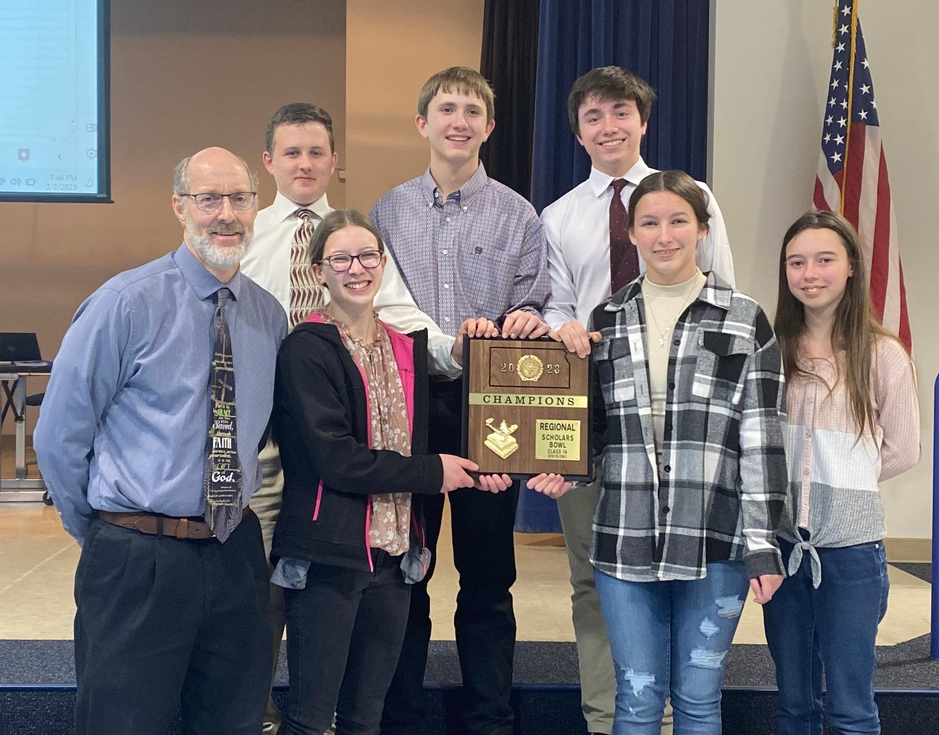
[{"left": 327, "top": 311, "right": 412, "bottom": 555}]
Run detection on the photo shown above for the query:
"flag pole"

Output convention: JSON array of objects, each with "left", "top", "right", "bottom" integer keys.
[{"left": 840, "top": 0, "right": 859, "bottom": 215}]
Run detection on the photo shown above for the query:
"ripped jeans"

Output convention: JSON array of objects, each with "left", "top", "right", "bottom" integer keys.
[{"left": 595, "top": 562, "right": 749, "bottom": 734}]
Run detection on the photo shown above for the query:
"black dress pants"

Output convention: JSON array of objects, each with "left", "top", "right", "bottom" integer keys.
[
  {"left": 280, "top": 550, "right": 411, "bottom": 735},
  {"left": 73, "top": 511, "right": 271, "bottom": 735},
  {"left": 381, "top": 378, "right": 519, "bottom": 735}
]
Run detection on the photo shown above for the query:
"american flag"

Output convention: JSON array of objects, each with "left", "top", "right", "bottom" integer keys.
[{"left": 813, "top": 0, "right": 911, "bottom": 351}]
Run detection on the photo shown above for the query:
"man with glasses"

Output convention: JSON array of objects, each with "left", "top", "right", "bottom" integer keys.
[
  {"left": 35, "top": 147, "right": 286, "bottom": 735},
  {"left": 242, "top": 102, "right": 467, "bottom": 735}
]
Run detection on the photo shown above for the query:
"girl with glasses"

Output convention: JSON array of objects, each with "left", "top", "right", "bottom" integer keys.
[{"left": 270, "top": 209, "right": 508, "bottom": 735}]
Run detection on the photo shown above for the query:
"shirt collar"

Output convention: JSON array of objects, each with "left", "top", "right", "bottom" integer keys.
[
  {"left": 268, "top": 190, "right": 331, "bottom": 224},
  {"left": 605, "top": 270, "right": 732, "bottom": 312},
  {"left": 174, "top": 242, "right": 244, "bottom": 302},
  {"left": 420, "top": 161, "right": 489, "bottom": 207},
  {"left": 587, "top": 157, "right": 654, "bottom": 197}
]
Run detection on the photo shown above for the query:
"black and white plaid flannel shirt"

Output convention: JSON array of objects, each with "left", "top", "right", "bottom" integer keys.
[{"left": 589, "top": 273, "right": 787, "bottom": 582}]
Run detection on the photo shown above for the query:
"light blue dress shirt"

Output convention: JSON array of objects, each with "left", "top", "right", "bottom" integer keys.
[{"left": 35, "top": 244, "right": 287, "bottom": 544}]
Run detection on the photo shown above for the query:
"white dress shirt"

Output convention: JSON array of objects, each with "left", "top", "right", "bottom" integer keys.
[
  {"left": 241, "top": 191, "right": 332, "bottom": 314},
  {"left": 541, "top": 158, "right": 735, "bottom": 329},
  {"left": 242, "top": 192, "right": 460, "bottom": 377}
]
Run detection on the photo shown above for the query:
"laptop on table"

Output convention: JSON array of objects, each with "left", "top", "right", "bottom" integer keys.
[{"left": 0, "top": 333, "right": 50, "bottom": 371}]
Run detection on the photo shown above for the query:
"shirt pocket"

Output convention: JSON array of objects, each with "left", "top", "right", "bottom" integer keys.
[
  {"left": 595, "top": 338, "right": 636, "bottom": 406},
  {"left": 458, "top": 234, "right": 517, "bottom": 315},
  {"left": 691, "top": 331, "right": 752, "bottom": 406}
]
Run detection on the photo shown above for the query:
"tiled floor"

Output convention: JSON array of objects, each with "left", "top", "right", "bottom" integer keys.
[{"left": 0, "top": 441, "right": 931, "bottom": 646}]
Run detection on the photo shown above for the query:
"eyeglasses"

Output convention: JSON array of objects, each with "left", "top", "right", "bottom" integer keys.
[
  {"left": 319, "top": 250, "right": 384, "bottom": 272},
  {"left": 177, "top": 192, "right": 257, "bottom": 213}
]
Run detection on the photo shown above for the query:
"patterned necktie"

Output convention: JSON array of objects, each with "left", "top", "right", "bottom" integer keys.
[
  {"left": 289, "top": 208, "right": 323, "bottom": 328},
  {"left": 609, "top": 178, "right": 640, "bottom": 293},
  {"left": 203, "top": 287, "right": 243, "bottom": 542}
]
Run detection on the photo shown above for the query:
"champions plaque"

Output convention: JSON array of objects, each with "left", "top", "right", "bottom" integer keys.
[{"left": 462, "top": 337, "right": 593, "bottom": 480}]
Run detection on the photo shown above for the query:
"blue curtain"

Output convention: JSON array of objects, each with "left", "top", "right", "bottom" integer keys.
[
  {"left": 480, "top": 0, "right": 540, "bottom": 199},
  {"left": 516, "top": 0, "right": 711, "bottom": 533}
]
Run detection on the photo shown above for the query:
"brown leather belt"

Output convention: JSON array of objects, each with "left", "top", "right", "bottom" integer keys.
[{"left": 98, "top": 508, "right": 249, "bottom": 540}]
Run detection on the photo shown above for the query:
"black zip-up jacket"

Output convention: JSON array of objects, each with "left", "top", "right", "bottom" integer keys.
[{"left": 271, "top": 320, "right": 444, "bottom": 571}]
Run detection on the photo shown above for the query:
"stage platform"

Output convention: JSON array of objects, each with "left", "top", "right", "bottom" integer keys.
[
  {"left": 1, "top": 480, "right": 936, "bottom": 733},
  {"left": 1, "top": 636, "right": 938, "bottom": 734}
]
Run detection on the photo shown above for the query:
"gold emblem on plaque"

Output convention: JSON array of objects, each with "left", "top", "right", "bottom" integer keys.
[
  {"left": 483, "top": 418, "right": 519, "bottom": 459},
  {"left": 516, "top": 354, "right": 544, "bottom": 382}
]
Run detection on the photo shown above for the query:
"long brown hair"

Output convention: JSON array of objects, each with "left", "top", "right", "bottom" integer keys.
[{"left": 774, "top": 210, "right": 898, "bottom": 437}]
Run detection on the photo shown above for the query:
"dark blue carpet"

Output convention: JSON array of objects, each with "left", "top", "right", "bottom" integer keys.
[{"left": 2, "top": 637, "right": 937, "bottom": 734}]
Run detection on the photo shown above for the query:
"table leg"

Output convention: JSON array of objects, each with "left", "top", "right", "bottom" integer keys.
[
  {"left": 14, "top": 377, "right": 26, "bottom": 480},
  {"left": 0, "top": 374, "right": 46, "bottom": 497}
]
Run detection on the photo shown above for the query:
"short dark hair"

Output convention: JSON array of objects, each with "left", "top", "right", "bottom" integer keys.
[
  {"left": 265, "top": 103, "right": 335, "bottom": 154},
  {"left": 308, "top": 209, "right": 385, "bottom": 266},
  {"left": 627, "top": 170, "right": 710, "bottom": 230},
  {"left": 567, "top": 66, "right": 656, "bottom": 136},
  {"left": 418, "top": 67, "right": 496, "bottom": 123}
]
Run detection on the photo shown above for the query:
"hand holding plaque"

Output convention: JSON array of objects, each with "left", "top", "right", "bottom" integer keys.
[{"left": 462, "top": 337, "right": 593, "bottom": 480}]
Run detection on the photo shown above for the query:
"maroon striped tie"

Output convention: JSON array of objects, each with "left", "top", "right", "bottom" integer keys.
[{"left": 609, "top": 179, "right": 640, "bottom": 293}]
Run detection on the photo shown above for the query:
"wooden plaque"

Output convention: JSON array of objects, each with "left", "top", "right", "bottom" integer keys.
[{"left": 462, "top": 337, "right": 593, "bottom": 480}]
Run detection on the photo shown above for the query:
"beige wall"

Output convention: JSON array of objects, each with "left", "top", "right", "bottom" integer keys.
[
  {"left": 0, "top": 0, "right": 346, "bottom": 433},
  {"left": 712, "top": 0, "right": 938, "bottom": 540},
  {"left": 345, "top": 0, "right": 485, "bottom": 211}
]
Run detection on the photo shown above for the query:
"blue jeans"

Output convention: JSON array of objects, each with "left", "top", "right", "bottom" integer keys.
[
  {"left": 763, "top": 537, "right": 889, "bottom": 735},
  {"left": 595, "top": 561, "right": 749, "bottom": 735}
]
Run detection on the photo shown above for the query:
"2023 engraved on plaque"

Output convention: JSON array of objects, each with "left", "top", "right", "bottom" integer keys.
[{"left": 462, "top": 338, "right": 592, "bottom": 480}]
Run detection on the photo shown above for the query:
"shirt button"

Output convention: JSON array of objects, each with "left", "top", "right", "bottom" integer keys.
[
  {"left": 673, "top": 338, "right": 680, "bottom": 346},
  {"left": 668, "top": 382, "right": 675, "bottom": 390},
  {"left": 462, "top": 206, "right": 468, "bottom": 212},
  {"left": 662, "top": 505, "right": 670, "bottom": 514},
  {"left": 444, "top": 317, "right": 451, "bottom": 323},
  {"left": 442, "top": 249, "right": 448, "bottom": 255},
  {"left": 663, "top": 465, "right": 671, "bottom": 473},
  {"left": 444, "top": 284, "right": 450, "bottom": 289},
  {"left": 445, "top": 217, "right": 451, "bottom": 223}
]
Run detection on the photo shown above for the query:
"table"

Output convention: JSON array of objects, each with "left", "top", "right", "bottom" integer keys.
[{"left": 1, "top": 364, "right": 51, "bottom": 501}]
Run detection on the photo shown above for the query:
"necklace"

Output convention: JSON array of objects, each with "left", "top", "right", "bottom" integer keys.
[{"left": 644, "top": 277, "right": 702, "bottom": 348}]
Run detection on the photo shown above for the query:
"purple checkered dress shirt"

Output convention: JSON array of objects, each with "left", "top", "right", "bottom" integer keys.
[{"left": 369, "top": 164, "right": 549, "bottom": 336}]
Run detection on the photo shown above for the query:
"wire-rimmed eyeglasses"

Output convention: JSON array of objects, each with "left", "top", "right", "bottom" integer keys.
[{"left": 177, "top": 192, "right": 257, "bottom": 213}]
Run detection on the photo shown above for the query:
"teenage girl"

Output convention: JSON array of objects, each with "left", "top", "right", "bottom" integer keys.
[
  {"left": 270, "top": 209, "right": 507, "bottom": 735},
  {"left": 763, "top": 210, "right": 920, "bottom": 735},
  {"left": 531, "top": 170, "right": 788, "bottom": 734}
]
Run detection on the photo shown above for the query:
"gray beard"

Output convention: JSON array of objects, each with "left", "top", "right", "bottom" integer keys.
[{"left": 187, "top": 227, "right": 252, "bottom": 271}]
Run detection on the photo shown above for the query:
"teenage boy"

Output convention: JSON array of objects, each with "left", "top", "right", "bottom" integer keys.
[
  {"left": 542, "top": 66, "right": 735, "bottom": 735},
  {"left": 242, "top": 102, "right": 465, "bottom": 735},
  {"left": 371, "top": 67, "right": 551, "bottom": 735}
]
